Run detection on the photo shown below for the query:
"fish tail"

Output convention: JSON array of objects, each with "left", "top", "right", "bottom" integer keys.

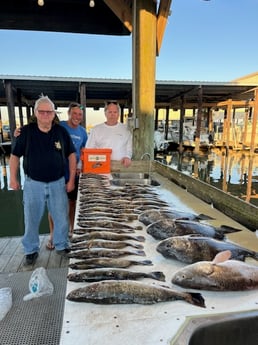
[
  {"left": 135, "top": 235, "right": 146, "bottom": 242},
  {"left": 148, "top": 271, "right": 166, "bottom": 282},
  {"left": 135, "top": 225, "right": 143, "bottom": 230},
  {"left": 220, "top": 225, "right": 242, "bottom": 233},
  {"left": 134, "top": 250, "right": 146, "bottom": 256},
  {"left": 186, "top": 292, "right": 206, "bottom": 308},
  {"left": 130, "top": 243, "right": 144, "bottom": 249},
  {"left": 135, "top": 260, "right": 153, "bottom": 266}
]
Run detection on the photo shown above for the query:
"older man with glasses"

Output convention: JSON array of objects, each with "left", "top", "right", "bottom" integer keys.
[
  {"left": 86, "top": 101, "right": 132, "bottom": 167},
  {"left": 9, "top": 95, "right": 76, "bottom": 265}
]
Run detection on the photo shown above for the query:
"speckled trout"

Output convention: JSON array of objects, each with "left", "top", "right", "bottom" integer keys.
[
  {"left": 67, "top": 268, "right": 165, "bottom": 282},
  {"left": 66, "top": 280, "right": 205, "bottom": 307},
  {"left": 69, "top": 258, "right": 153, "bottom": 270}
]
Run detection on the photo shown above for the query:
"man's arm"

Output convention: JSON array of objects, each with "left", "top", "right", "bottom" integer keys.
[
  {"left": 121, "top": 130, "right": 133, "bottom": 167},
  {"left": 66, "top": 152, "right": 77, "bottom": 193},
  {"left": 9, "top": 154, "right": 21, "bottom": 190}
]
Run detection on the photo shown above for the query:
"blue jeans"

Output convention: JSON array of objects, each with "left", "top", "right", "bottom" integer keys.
[{"left": 22, "top": 176, "right": 69, "bottom": 254}]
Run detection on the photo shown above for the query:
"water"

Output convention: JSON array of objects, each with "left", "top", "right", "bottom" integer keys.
[
  {"left": 155, "top": 147, "right": 258, "bottom": 207},
  {"left": 0, "top": 155, "right": 49, "bottom": 237}
]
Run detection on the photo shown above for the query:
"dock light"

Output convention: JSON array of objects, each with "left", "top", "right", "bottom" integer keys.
[
  {"left": 89, "top": 0, "right": 95, "bottom": 7},
  {"left": 38, "top": 0, "right": 44, "bottom": 6}
]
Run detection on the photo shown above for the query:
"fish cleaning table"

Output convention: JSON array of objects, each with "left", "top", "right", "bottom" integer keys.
[{"left": 60, "top": 173, "right": 258, "bottom": 345}]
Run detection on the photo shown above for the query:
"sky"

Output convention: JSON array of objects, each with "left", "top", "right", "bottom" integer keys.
[{"left": 0, "top": 0, "right": 258, "bottom": 83}]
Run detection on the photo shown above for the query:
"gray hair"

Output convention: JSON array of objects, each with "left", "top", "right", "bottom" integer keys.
[
  {"left": 104, "top": 101, "right": 121, "bottom": 115},
  {"left": 34, "top": 94, "right": 55, "bottom": 112}
]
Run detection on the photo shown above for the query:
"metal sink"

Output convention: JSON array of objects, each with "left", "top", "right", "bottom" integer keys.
[
  {"left": 112, "top": 172, "right": 150, "bottom": 179},
  {"left": 188, "top": 311, "right": 258, "bottom": 345},
  {"left": 111, "top": 173, "right": 160, "bottom": 186}
]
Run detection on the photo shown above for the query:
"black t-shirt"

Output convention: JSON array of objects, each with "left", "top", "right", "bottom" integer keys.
[{"left": 12, "top": 123, "right": 76, "bottom": 182}]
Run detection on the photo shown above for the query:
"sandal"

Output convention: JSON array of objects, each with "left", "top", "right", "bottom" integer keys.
[{"left": 46, "top": 240, "right": 55, "bottom": 250}]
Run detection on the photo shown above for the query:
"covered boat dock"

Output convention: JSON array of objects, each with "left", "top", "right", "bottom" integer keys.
[{"left": 0, "top": 2, "right": 258, "bottom": 345}]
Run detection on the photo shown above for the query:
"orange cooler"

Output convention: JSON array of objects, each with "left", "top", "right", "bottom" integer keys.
[{"left": 80, "top": 148, "right": 112, "bottom": 174}]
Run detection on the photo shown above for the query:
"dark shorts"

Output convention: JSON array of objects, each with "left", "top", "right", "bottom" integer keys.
[{"left": 67, "top": 176, "right": 79, "bottom": 201}]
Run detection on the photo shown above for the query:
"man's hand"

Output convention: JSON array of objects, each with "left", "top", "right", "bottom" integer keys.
[
  {"left": 66, "top": 180, "right": 75, "bottom": 193},
  {"left": 14, "top": 127, "right": 21, "bottom": 138},
  {"left": 9, "top": 178, "right": 20, "bottom": 190},
  {"left": 121, "top": 157, "right": 132, "bottom": 168}
]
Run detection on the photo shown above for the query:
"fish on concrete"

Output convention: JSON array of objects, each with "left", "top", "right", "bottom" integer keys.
[
  {"left": 171, "top": 250, "right": 258, "bottom": 291},
  {"left": 131, "top": 198, "right": 170, "bottom": 207},
  {"left": 67, "top": 268, "right": 166, "bottom": 282},
  {"left": 69, "top": 258, "right": 153, "bottom": 270},
  {"left": 130, "top": 193, "right": 161, "bottom": 200},
  {"left": 70, "top": 231, "right": 145, "bottom": 243},
  {"left": 77, "top": 219, "right": 143, "bottom": 230},
  {"left": 146, "top": 219, "right": 241, "bottom": 240},
  {"left": 80, "top": 198, "right": 130, "bottom": 206},
  {"left": 79, "top": 206, "right": 137, "bottom": 214},
  {"left": 78, "top": 216, "right": 131, "bottom": 223},
  {"left": 73, "top": 227, "right": 136, "bottom": 235},
  {"left": 78, "top": 212, "right": 138, "bottom": 221},
  {"left": 67, "top": 248, "right": 146, "bottom": 259},
  {"left": 134, "top": 205, "right": 161, "bottom": 212},
  {"left": 174, "top": 220, "right": 241, "bottom": 237},
  {"left": 70, "top": 239, "right": 144, "bottom": 251},
  {"left": 121, "top": 185, "right": 156, "bottom": 193},
  {"left": 66, "top": 280, "right": 205, "bottom": 307},
  {"left": 156, "top": 235, "right": 258, "bottom": 263},
  {"left": 139, "top": 209, "right": 213, "bottom": 226}
]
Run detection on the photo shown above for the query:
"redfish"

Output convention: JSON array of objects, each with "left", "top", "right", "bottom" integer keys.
[{"left": 172, "top": 250, "right": 258, "bottom": 291}]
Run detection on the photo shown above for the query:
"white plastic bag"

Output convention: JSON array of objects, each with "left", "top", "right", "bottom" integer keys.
[
  {"left": 0, "top": 287, "right": 12, "bottom": 321},
  {"left": 23, "top": 267, "right": 54, "bottom": 301}
]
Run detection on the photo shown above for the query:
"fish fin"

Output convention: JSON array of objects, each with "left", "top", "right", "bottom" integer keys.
[
  {"left": 219, "top": 225, "right": 242, "bottom": 233},
  {"left": 148, "top": 271, "right": 166, "bottom": 282},
  {"left": 197, "top": 214, "right": 215, "bottom": 220},
  {"left": 188, "top": 292, "right": 206, "bottom": 308},
  {"left": 212, "top": 250, "right": 232, "bottom": 264}
]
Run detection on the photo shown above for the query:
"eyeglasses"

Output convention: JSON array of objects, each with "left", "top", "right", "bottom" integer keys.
[
  {"left": 68, "top": 103, "right": 85, "bottom": 111},
  {"left": 37, "top": 110, "right": 55, "bottom": 115}
]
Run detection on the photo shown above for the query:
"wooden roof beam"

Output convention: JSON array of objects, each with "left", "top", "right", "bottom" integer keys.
[
  {"left": 216, "top": 100, "right": 254, "bottom": 107},
  {"left": 156, "top": 0, "right": 173, "bottom": 56},
  {"left": 103, "top": 0, "right": 173, "bottom": 56},
  {"left": 103, "top": 0, "right": 133, "bottom": 32}
]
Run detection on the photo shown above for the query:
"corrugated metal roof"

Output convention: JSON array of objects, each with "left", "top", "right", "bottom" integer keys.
[{"left": 0, "top": 75, "right": 256, "bottom": 109}]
